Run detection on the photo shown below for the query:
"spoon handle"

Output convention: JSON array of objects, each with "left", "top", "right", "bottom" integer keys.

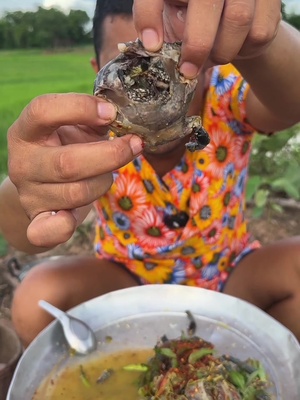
[{"left": 39, "top": 300, "right": 68, "bottom": 324}]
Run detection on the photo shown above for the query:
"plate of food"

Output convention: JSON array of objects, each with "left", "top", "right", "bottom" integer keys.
[{"left": 7, "top": 285, "right": 300, "bottom": 399}]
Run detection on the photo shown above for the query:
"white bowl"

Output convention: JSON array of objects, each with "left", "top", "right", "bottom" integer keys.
[{"left": 8, "top": 285, "right": 300, "bottom": 399}]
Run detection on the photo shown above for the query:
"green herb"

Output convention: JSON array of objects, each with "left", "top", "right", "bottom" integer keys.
[
  {"left": 247, "top": 360, "right": 267, "bottom": 382},
  {"left": 242, "top": 385, "right": 260, "bottom": 400},
  {"left": 157, "top": 347, "right": 178, "bottom": 367},
  {"left": 158, "top": 348, "right": 177, "bottom": 359},
  {"left": 188, "top": 348, "right": 214, "bottom": 364},
  {"left": 79, "top": 365, "right": 91, "bottom": 388},
  {"left": 123, "top": 364, "right": 149, "bottom": 372},
  {"left": 228, "top": 370, "right": 246, "bottom": 389}
]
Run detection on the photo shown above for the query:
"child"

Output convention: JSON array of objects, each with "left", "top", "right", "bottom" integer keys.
[{"left": 1, "top": 0, "right": 300, "bottom": 346}]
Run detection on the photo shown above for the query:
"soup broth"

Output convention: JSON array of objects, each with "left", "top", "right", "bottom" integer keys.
[{"left": 33, "top": 349, "right": 153, "bottom": 400}]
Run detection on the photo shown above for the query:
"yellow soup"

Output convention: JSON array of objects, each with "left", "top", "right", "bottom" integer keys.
[{"left": 33, "top": 349, "right": 153, "bottom": 400}]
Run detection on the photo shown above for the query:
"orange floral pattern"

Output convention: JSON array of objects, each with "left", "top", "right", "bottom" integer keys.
[{"left": 94, "top": 64, "right": 260, "bottom": 290}]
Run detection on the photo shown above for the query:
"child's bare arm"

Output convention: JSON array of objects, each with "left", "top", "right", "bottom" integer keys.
[{"left": 235, "top": 22, "right": 300, "bottom": 133}]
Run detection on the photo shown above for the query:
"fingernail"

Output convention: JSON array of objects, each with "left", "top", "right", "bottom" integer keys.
[
  {"left": 97, "top": 101, "right": 116, "bottom": 120},
  {"left": 180, "top": 62, "right": 199, "bottom": 79},
  {"left": 142, "top": 29, "right": 160, "bottom": 50},
  {"left": 129, "top": 135, "right": 144, "bottom": 155}
]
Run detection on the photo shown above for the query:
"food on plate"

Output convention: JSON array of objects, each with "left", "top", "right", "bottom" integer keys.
[
  {"left": 33, "top": 311, "right": 271, "bottom": 400},
  {"left": 33, "top": 335, "right": 271, "bottom": 400},
  {"left": 136, "top": 335, "right": 271, "bottom": 399}
]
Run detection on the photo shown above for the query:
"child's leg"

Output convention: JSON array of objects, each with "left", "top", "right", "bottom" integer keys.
[
  {"left": 224, "top": 236, "right": 300, "bottom": 339},
  {"left": 11, "top": 255, "right": 139, "bottom": 347}
]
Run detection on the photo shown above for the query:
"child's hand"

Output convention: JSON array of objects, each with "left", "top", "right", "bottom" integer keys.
[
  {"left": 7, "top": 93, "right": 143, "bottom": 247},
  {"left": 133, "top": 0, "right": 282, "bottom": 78}
]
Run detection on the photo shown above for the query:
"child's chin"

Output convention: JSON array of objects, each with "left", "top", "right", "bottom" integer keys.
[{"left": 144, "top": 138, "right": 185, "bottom": 155}]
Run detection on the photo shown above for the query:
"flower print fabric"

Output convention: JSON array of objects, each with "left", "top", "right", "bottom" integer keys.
[{"left": 94, "top": 64, "right": 260, "bottom": 291}]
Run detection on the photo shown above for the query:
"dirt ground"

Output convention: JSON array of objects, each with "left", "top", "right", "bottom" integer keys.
[{"left": 1, "top": 205, "right": 300, "bottom": 321}]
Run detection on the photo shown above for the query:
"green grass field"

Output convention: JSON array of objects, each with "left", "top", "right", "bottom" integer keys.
[{"left": 0, "top": 47, "right": 96, "bottom": 177}]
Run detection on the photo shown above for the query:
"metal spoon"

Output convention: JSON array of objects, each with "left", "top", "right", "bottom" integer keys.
[{"left": 38, "top": 300, "right": 97, "bottom": 355}]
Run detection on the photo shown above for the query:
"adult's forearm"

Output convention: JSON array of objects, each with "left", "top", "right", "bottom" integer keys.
[{"left": 234, "top": 21, "right": 300, "bottom": 126}]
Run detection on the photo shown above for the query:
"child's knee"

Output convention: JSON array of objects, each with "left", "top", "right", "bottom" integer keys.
[{"left": 11, "top": 263, "right": 69, "bottom": 346}]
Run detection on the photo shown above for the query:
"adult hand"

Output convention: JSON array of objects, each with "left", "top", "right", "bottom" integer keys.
[
  {"left": 7, "top": 93, "right": 143, "bottom": 247},
  {"left": 133, "top": 0, "right": 282, "bottom": 78}
]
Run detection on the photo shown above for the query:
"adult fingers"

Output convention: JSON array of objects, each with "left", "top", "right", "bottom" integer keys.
[
  {"left": 8, "top": 93, "right": 117, "bottom": 142},
  {"left": 210, "top": 0, "right": 256, "bottom": 65},
  {"left": 20, "top": 171, "right": 113, "bottom": 220},
  {"left": 56, "top": 124, "right": 110, "bottom": 146},
  {"left": 11, "top": 135, "right": 144, "bottom": 184},
  {"left": 133, "top": 0, "right": 164, "bottom": 51},
  {"left": 27, "top": 210, "right": 79, "bottom": 248},
  {"left": 179, "top": 0, "right": 225, "bottom": 78},
  {"left": 238, "top": 0, "right": 282, "bottom": 58}
]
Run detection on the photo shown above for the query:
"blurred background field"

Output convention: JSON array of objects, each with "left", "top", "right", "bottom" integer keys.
[{"left": 0, "top": 46, "right": 95, "bottom": 177}]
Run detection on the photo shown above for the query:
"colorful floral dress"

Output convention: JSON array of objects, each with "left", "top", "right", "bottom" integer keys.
[{"left": 94, "top": 64, "right": 260, "bottom": 291}]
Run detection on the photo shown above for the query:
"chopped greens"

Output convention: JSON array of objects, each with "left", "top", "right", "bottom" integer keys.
[
  {"left": 188, "top": 347, "right": 214, "bottom": 364},
  {"left": 79, "top": 365, "right": 91, "bottom": 388},
  {"left": 123, "top": 364, "right": 149, "bottom": 372},
  {"left": 135, "top": 336, "right": 271, "bottom": 399}
]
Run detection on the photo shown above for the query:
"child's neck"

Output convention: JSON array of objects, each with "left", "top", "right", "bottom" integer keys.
[{"left": 143, "top": 140, "right": 187, "bottom": 178}]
